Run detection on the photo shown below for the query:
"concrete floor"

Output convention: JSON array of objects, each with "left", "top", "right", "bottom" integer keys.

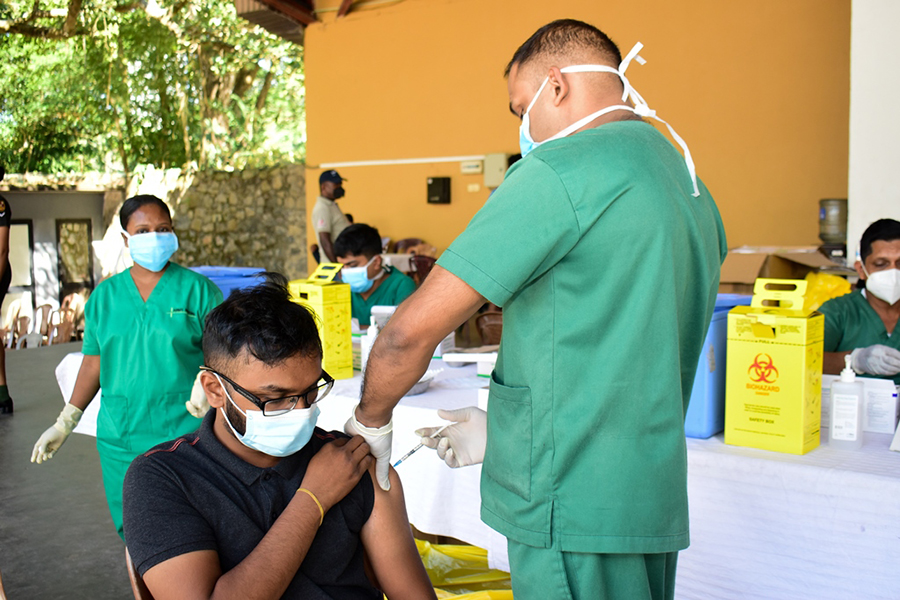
[{"left": 0, "top": 342, "right": 133, "bottom": 599}]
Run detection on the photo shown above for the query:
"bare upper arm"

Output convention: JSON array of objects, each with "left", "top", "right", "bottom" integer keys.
[
  {"left": 142, "top": 549, "right": 221, "bottom": 600},
  {"left": 361, "top": 465, "right": 436, "bottom": 600}
]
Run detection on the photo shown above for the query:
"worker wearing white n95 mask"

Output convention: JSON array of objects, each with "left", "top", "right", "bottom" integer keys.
[
  {"left": 820, "top": 218, "right": 900, "bottom": 384},
  {"left": 347, "top": 18, "right": 726, "bottom": 600}
]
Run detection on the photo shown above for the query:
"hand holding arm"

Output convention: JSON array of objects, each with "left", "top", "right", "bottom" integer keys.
[
  {"left": 850, "top": 344, "right": 900, "bottom": 376},
  {"left": 416, "top": 407, "right": 487, "bottom": 468}
]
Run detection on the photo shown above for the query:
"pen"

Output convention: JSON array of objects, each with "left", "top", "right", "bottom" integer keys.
[{"left": 393, "top": 424, "right": 450, "bottom": 467}]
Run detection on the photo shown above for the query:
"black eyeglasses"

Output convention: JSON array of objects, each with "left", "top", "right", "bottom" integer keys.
[{"left": 200, "top": 367, "right": 334, "bottom": 417}]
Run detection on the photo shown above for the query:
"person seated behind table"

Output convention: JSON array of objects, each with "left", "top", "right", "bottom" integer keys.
[
  {"left": 122, "top": 273, "right": 436, "bottom": 600},
  {"left": 820, "top": 218, "right": 900, "bottom": 384},
  {"left": 334, "top": 223, "right": 416, "bottom": 326}
]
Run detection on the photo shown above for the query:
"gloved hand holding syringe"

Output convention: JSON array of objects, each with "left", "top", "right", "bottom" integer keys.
[{"left": 407, "top": 407, "right": 488, "bottom": 469}]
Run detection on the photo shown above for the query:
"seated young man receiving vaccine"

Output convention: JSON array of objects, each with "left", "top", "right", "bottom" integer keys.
[
  {"left": 122, "top": 273, "right": 435, "bottom": 600},
  {"left": 334, "top": 223, "right": 416, "bottom": 327}
]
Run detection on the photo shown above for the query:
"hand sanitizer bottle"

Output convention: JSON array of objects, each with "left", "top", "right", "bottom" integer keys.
[
  {"left": 360, "top": 317, "right": 379, "bottom": 372},
  {"left": 829, "top": 354, "right": 865, "bottom": 450}
]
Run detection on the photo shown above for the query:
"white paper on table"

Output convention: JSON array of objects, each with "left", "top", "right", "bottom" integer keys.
[
  {"left": 891, "top": 420, "right": 900, "bottom": 452},
  {"left": 55, "top": 352, "right": 101, "bottom": 437}
]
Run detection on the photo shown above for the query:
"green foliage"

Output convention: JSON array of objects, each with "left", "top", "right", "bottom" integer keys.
[{"left": 0, "top": 0, "right": 306, "bottom": 175}]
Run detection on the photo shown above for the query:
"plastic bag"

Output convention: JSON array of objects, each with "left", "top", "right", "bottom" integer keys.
[
  {"left": 416, "top": 539, "right": 512, "bottom": 597},
  {"left": 803, "top": 271, "right": 852, "bottom": 312}
]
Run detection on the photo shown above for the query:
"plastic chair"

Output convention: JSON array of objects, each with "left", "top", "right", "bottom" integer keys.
[
  {"left": 393, "top": 238, "right": 424, "bottom": 254},
  {"left": 475, "top": 311, "right": 503, "bottom": 345},
  {"left": 0, "top": 299, "right": 21, "bottom": 349},
  {"left": 60, "top": 293, "right": 86, "bottom": 340},
  {"left": 410, "top": 255, "right": 437, "bottom": 287},
  {"left": 48, "top": 308, "right": 77, "bottom": 345},
  {"left": 35, "top": 303, "right": 53, "bottom": 343},
  {"left": 9, "top": 315, "right": 30, "bottom": 349},
  {"left": 126, "top": 547, "right": 155, "bottom": 600},
  {"left": 17, "top": 332, "right": 43, "bottom": 349}
]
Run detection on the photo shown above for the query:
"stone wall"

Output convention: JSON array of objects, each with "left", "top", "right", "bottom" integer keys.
[
  {"left": 169, "top": 165, "right": 307, "bottom": 280},
  {"left": 0, "top": 164, "right": 308, "bottom": 281}
]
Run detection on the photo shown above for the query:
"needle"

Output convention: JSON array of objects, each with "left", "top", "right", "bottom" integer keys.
[{"left": 393, "top": 424, "right": 450, "bottom": 467}]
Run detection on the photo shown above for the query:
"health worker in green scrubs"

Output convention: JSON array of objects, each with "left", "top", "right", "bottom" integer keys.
[
  {"left": 345, "top": 20, "right": 727, "bottom": 600},
  {"left": 820, "top": 218, "right": 900, "bottom": 384},
  {"left": 334, "top": 223, "right": 416, "bottom": 326},
  {"left": 31, "top": 195, "right": 223, "bottom": 538}
]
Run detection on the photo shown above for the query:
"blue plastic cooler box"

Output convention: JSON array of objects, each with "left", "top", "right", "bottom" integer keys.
[
  {"left": 189, "top": 266, "right": 266, "bottom": 298},
  {"left": 684, "top": 293, "right": 753, "bottom": 438}
]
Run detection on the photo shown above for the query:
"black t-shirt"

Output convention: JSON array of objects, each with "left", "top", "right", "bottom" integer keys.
[{"left": 123, "top": 411, "right": 379, "bottom": 599}]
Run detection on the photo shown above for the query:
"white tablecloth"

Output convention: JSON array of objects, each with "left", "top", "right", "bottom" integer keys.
[
  {"left": 678, "top": 430, "right": 900, "bottom": 600},
  {"left": 56, "top": 352, "right": 900, "bottom": 595}
]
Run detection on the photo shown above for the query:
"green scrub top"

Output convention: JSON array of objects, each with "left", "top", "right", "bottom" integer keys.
[
  {"left": 350, "top": 266, "right": 416, "bottom": 325},
  {"left": 438, "top": 120, "right": 727, "bottom": 554},
  {"left": 819, "top": 289, "right": 900, "bottom": 385},
  {"left": 82, "top": 262, "right": 222, "bottom": 536}
]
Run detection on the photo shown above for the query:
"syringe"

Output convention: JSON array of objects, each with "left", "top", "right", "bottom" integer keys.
[{"left": 393, "top": 424, "right": 449, "bottom": 467}]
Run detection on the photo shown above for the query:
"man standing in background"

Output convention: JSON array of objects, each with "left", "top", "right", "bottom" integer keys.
[{"left": 312, "top": 170, "right": 351, "bottom": 263}]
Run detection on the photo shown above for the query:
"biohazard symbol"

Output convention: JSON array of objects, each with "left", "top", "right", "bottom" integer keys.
[{"left": 748, "top": 353, "right": 779, "bottom": 383}]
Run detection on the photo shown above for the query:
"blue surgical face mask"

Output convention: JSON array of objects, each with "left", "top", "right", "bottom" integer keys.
[
  {"left": 341, "top": 256, "right": 383, "bottom": 293},
  {"left": 216, "top": 374, "right": 320, "bottom": 457},
  {"left": 125, "top": 231, "right": 178, "bottom": 272}
]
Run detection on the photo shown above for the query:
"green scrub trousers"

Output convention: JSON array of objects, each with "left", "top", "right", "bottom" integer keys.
[{"left": 508, "top": 541, "right": 678, "bottom": 600}]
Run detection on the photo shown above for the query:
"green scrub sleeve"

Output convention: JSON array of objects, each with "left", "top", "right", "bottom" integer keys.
[{"left": 436, "top": 157, "right": 580, "bottom": 307}]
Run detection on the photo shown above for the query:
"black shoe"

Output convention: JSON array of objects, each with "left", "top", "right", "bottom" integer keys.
[{"left": 0, "top": 398, "right": 13, "bottom": 415}]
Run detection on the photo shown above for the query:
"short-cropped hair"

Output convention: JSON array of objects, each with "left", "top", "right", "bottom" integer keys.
[
  {"left": 334, "top": 223, "right": 383, "bottom": 259},
  {"left": 860, "top": 218, "right": 900, "bottom": 263},
  {"left": 202, "top": 272, "right": 322, "bottom": 370},
  {"left": 505, "top": 19, "right": 622, "bottom": 78}
]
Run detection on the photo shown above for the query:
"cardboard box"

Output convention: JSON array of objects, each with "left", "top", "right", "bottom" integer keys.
[
  {"left": 684, "top": 294, "right": 753, "bottom": 438},
  {"left": 821, "top": 375, "right": 899, "bottom": 434},
  {"left": 289, "top": 264, "right": 353, "bottom": 380},
  {"left": 719, "top": 246, "right": 844, "bottom": 294},
  {"left": 724, "top": 279, "right": 824, "bottom": 454}
]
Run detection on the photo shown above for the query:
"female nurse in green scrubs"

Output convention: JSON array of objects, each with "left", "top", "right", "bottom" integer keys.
[{"left": 31, "top": 195, "right": 223, "bottom": 538}]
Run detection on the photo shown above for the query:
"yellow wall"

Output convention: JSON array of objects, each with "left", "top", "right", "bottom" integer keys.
[{"left": 304, "top": 0, "right": 850, "bottom": 272}]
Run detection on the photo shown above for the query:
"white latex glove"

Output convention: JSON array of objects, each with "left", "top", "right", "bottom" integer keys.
[
  {"left": 416, "top": 406, "right": 487, "bottom": 468},
  {"left": 850, "top": 345, "right": 900, "bottom": 376},
  {"left": 345, "top": 405, "right": 393, "bottom": 491},
  {"left": 185, "top": 371, "right": 210, "bottom": 418},
  {"left": 31, "top": 404, "right": 83, "bottom": 464}
]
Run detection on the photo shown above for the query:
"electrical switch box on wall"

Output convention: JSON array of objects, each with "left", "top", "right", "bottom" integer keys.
[
  {"left": 427, "top": 177, "right": 451, "bottom": 204},
  {"left": 483, "top": 153, "right": 509, "bottom": 188}
]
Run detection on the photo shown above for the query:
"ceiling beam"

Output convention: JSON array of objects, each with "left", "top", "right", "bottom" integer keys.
[{"left": 256, "top": 0, "right": 316, "bottom": 25}]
